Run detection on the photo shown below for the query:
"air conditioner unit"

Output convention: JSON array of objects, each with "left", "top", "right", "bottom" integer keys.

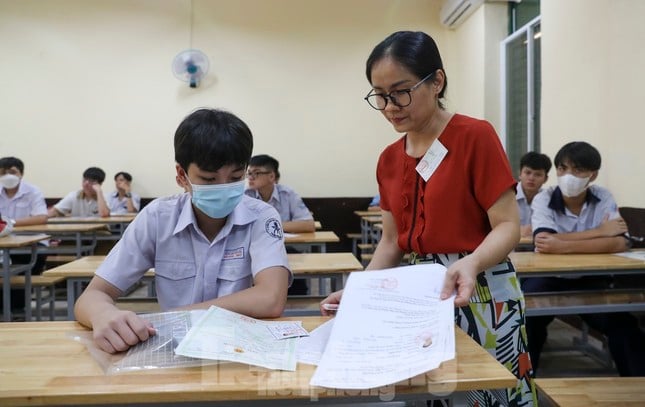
[{"left": 440, "top": 0, "right": 520, "bottom": 29}]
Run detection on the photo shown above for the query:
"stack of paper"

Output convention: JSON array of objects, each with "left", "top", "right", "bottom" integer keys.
[{"left": 309, "top": 264, "right": 455, "bottom": 389}]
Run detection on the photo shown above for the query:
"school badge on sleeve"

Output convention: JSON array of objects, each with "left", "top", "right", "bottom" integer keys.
[{"left": 265, "top": 218, "right": 283, "bottom": 239}]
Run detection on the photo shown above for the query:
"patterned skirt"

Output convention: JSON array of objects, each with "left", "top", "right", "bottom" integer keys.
[{"left": 409, "top": 252, "right": 537, "bottom": 407}]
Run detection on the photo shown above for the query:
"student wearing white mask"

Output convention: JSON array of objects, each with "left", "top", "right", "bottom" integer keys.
[
  {"left": 75, "top": 108, "right": 292, "bottom": 354},
  {"left": 523, "top": 141, "right": 645, "bottom": 377},
  {"left": 0, "top": 156, "right": 48, "bottom": 317}
]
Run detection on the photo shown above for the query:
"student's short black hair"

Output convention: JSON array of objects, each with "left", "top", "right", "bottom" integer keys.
[
  {"left": 0, "top": 157, "right": 24, "bottom": 174},
  {"left": 554, "top": 141, "right": 601, "bottom": 171},
  {"left": 520, "top": 152, "right": 552, "bottom": 173},
  {"left": 366, "top": 31, "right": 447, "bottom": 108},
  {"left": 83, "top": 167, "right": 106, "bottom": 184},
  {"left": 249, "top": 154, "right": 280, "bottom": 179},
  {"left": 174, "top": 108, "right": 253, "bottom": 172},
  {"left": 114, "top": 171, "right": 132, "bottom": 182}
]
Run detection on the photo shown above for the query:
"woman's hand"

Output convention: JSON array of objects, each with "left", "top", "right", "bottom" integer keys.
[
  {"left": 440, "top": 256, "right": 480, "bottom": 307},
  {"left": 319, "top": 290, "right": 343, "bottom": 316}
]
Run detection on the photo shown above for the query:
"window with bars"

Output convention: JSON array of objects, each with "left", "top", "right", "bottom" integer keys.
[{"left": 501, "top": 11, "right": 541, "bottom": 178}]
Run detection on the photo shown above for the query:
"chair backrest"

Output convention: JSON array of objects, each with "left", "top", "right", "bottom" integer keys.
[{"left": 619, "top": 207, "right": 645, "bottom": 248}]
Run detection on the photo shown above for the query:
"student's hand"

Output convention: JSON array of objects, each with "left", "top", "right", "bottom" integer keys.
[
  {"left": 440, "top": 256, "right": 479, "bottom": 307},
  {"left": 320, "top": 290, "right": 343, "bottom": 316},
  {"left": 598, "top": 215, "right": 628, "bottom": 237},
  {"left": 91, "top": 183, "right": 103, "bottom": 194},
  {"left": 91, "top": 309, "right": 156, "bottom": 353},
  {"left": 534, "top": 232, "right": 566, "bottom": 253},
  {"left": 117, "top": 179, "right": 131, "bottom": 194}
]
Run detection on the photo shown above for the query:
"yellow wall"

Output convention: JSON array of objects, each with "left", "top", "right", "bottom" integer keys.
[
  {"left": 541, "top": 0, "right": 645, "bottom": 206},
  {"left": 4, "top": 0, "right": 639, "bottom": 207},
  {"left": 0, "top": 0, "right": 447, "bottom": 198}
]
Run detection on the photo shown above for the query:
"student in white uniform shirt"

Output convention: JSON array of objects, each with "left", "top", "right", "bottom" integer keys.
[
  {"left": 107, "top": 171, "right": 140, "bottom": 214},
  {"left": 48, "top": 167, "right": 110, "bottom": 218},
  {"left": 515, "top": 152, "right": 551, "bottom": 237},
  {"left": 0, "top": 156, "right": 48, "bottom": 315},
  {"left": 523, "top": 141, "right": 645, "bottom": 376},
  {"left": 245, "top": 154, "right": 314, "bottom": 233},
  {"left": 75, "top": 108, "right": 292, "bottom": 354},
  {"left": 245, "top": 154, "right": 314, "bottom": 295}
]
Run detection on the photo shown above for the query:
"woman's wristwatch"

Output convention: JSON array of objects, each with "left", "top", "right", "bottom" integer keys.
[{"left": 124, "top": 192, "right": 132, "bottom": 198}]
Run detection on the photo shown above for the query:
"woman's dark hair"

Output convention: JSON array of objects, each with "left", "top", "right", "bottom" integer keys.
[
  {"left": 366, "top": 31, "right": 447, "bottom": 108},
  {"left": 174, "top": 108, "right": 253, "bottom": 172}
]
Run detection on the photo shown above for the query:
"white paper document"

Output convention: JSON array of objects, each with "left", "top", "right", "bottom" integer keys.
[
  {"left": 175, "top": 306, "right": 299, "bottom": 371},
  {"left": 296, "top": 318, "right": 335, "bottom": 365},
  {"left": 613, "top": 251, "right": 645, "bottom": 261},
  {"left": 310, "top": 264, "right": 456, "bottom": 389}
]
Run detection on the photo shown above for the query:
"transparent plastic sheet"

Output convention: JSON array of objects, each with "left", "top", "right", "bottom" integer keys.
[{"left": 68, "top": 310, "right": 223, "bottom": 374}]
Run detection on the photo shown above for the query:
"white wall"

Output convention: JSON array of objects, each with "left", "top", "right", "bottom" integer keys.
[
  {"left": 0, "top": 0, "right": 449, "bottom": 198},
  {"left": 541, "top": 0, "right": 645, "bottom": 207}
]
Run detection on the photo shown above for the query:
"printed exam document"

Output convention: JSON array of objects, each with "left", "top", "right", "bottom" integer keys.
[
  {"left": 175, "top": 306, "right": 299, "bottom": 371},
  {"left": 310, "top": 264, "right": 456, "bottom": 389}
]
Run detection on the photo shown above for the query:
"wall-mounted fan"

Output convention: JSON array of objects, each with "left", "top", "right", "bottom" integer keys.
[{"left": 172, "top": 49, "right": 209, "bottom": 88}]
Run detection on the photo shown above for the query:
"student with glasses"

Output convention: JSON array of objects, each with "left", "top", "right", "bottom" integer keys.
[
  {"left": 245, "top": 154, "right": 315, "bottom": 295},
  {"left": 321, "top": 31, "right": 536, "bottom": 406}
]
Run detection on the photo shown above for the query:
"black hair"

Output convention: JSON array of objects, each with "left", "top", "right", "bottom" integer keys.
[
  {"left": 554, "top": 141, "right": 601, "bottom": 171},
  {"left": 83, "top": 167, "right": 106, "bottom": 184},
  {"left": 520, "top": 152, "right": 552, "bottom": 173},
  {"left": 114, "top": 171, "right": 132, "bottom": 182},
  {"left": 249, "top": 154, "right": 280, "bottom": 179},
  {"left": 0, "top": 157, "right": 25, "bottom": 174},
  {"left": 366, "top": 31, "right": 447, "bottom": 108},
  {"left": 174, "top": 108, "right": 253, "bottom": 172}
]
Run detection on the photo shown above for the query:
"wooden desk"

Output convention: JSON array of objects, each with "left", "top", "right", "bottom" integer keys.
[
  {"left": 14, "top": 223, "right": 108, "bottom": 257},
  {"left": 49, "top": 215, "right": 136, "bottom": 240},
  {"left": 536, "top": 377, "right": 645, "bottom": 406},
  {"left": 510, "top": 251, "right": 645, "bottom": 278},
  {"left": 511, "top": 251, "right": 645, "bottom": 316},
  {"left": 354, "top": 212, "right": 383, "bottom": 245},
  {"left": 0, "top": 234, "right": 50, "bottom": 321},
  {"left": 43, "top": 256, "right": 155, "bottom": 319},
  {"left": 287, "top": 252, "right": 363, "bottom": 293},
  {"left": 284, "top": 231, "right": 339, "bottom": 253},
  {"left": 0, "top": 318, "right": 516, "bottom": 406},
  {"left": 44, "top": 252, "right": 362, "bottom": 320}
]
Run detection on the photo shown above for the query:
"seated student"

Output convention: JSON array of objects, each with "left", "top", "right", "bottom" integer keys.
[
  {"left": 0, "top": 156, "right": 49, "bottom": 316},
  {"left": 48, "top": 167, "right": 110, "bottom": 218},
  {"left": 245, "top": 154, "right": 315, "bottom": 233},
  {"left": 245, "top": 154, "right": 314, "bottom": 296},
  {"left": 367, "top": 194, "right": 381, "bottom": 211},
  {"left": 516, "top": 152, "right": 551, "bottom": 237},
  {"left": 74, "top": 108, "right": 291, "bottom": 354},
  {"left": 107, "top": 171, "right": 140, "bottom": 214},
  {"left": 523, "top": 141, "right": 645, "bottom": 376}
]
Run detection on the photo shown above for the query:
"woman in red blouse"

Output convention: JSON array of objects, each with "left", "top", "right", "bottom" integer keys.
[{"left": 321, "top": 31, "right": 536, "bottom": 406}]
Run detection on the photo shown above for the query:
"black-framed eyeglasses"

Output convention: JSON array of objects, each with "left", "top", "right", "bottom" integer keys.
[
  {"left": 364, "top": 71, "right": 436, "bottom": 110},
  {"left": 246, "top": 170, "right": 271, "bottom": 179}
]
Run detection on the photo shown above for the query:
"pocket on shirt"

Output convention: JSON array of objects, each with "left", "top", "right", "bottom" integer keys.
[
  {"left": 154, "top": 260, "right": 197, "bottom": 306},
  {"left": 217, "top": 264, "right": 252, "bottom": 296}
]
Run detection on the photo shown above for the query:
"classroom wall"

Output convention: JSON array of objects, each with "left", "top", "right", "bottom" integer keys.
[
  {"left": 540, "top": 0, "right": 645, "bottom": 207},
  {"left": 1, "top": 0, "right": 456, "bottom": 199}
]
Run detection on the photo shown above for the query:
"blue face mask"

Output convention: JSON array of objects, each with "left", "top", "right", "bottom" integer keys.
[{"left": 189, "top": 179, "right": 245, "bottom": 219}]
